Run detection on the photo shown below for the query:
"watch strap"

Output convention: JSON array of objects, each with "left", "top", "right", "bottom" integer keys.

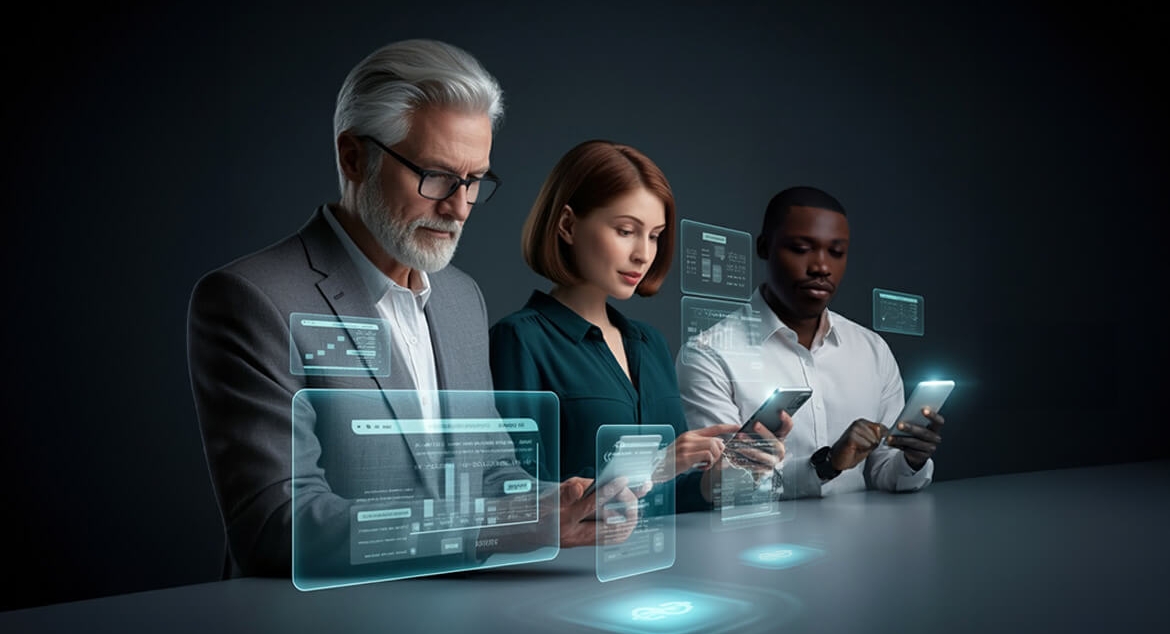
[{"left": 810, "top": 446, "right": 841, "bottom": 481}]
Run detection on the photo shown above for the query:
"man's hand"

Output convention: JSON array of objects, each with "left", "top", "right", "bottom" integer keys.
[
  {"left": 725, "top": 411, "right": 794, "bottom": 474},
  {"left": 558, "top": 476, "right": 640, "bottom": 548},
  {"left": 886, "top": 407, "right": 944, "bottom": 470},
  {"left": 659, "top": 423, "right": 740, "bottom": 479},
  {"left": 829, "top": 419, "right": 889, "bottom": 471}
]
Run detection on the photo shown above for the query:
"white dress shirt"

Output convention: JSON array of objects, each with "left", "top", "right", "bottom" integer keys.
[
  {"left": 676, "top": 288, "right": 932, "bottom": 498},
  {"left": 324, "top": 206, "right": 440, "bottom": 420}
]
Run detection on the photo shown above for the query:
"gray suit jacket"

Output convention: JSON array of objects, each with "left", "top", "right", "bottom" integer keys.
[{"left": 187, "top": 207, "right": 496, "bottom": 577}]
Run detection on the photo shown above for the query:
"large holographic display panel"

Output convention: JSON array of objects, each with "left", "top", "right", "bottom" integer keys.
[{"left": 291, "top": 389, "right": 560, "bottom": 590}]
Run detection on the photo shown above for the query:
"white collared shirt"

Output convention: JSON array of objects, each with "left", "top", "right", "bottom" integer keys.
[
  {"left": 324, "top": 206, "right": 440, "bottom": 420},
  {"left": 676, "top": 288, "right": 933, "bottom": 497}
]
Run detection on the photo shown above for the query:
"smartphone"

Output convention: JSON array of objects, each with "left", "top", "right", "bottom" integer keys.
[
  {"left": 737, "top": 386, "right": 813, "bottom": 437},
  {"left": 890, "top": 380, "right": 954, "bottom": 436},
  {"left": 583, "top": 434, "right": 663, "bottom": 497}
]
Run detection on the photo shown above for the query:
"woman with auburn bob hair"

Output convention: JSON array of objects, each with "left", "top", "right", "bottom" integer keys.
[{"left": 490, "top": 140, "right": 787, "bottom": 516}]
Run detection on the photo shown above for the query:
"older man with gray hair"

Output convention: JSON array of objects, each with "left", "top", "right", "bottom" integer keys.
[{"left": 188, "top": 40, "right": 616, "bottom": 580}]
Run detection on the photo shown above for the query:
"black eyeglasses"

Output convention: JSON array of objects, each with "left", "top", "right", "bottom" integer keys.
[{"left": 360, "top": 135, "right": 501, "bottom": 205}]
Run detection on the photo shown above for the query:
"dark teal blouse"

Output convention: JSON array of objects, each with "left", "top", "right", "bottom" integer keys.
[{"left": 489, "top": 290, "right": 708, "bottom": 512}]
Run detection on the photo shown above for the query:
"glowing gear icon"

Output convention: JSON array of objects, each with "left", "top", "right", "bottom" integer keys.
[{"left": 631, "top": 601, "right": 695, "bottom": 621}]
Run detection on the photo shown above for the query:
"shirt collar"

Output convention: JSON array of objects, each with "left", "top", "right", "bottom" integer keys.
[
  {"left": 524, "top": 290, "right": 644, "bottom": 344},
  {"left": 751, "top": 287, "right": 839, "bottom": 349},
  {"left": 812, "top": 309, "right": 838, "bottom": 349},
  {"left": 323, "top": 204, "right": 431, "bottom": 307}
]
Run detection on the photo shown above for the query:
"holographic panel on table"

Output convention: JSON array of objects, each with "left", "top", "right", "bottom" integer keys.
[
  {"left": 595, "top": 425, "right": 676, "bottom": 582},
  {"left": 709, "top": 451, "right": 792, "bottom": 532},
  {"left": 291, "top": 389, "right": 560, "bottom": 590}
]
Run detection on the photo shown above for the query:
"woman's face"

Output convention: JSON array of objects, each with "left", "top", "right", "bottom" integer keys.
[{"left": 559, "top": 187, "right": 667, "bottom": 300}]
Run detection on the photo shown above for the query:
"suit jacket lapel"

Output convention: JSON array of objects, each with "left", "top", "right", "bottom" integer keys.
[{"left": 298, "top": 207, "right": 441, "bottom": 498}]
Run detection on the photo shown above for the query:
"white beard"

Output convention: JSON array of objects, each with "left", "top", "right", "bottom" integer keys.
[{"left": 355, "top": 181, "right": 462, "bottom": 272}]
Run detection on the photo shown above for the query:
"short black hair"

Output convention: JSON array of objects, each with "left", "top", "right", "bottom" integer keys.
[{"left": 756, "top": 186, "right": 847, "bottom": 259}]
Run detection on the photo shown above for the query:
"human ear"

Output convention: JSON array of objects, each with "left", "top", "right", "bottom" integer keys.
[
  {"left": 756, "top": 234, "right": 769, "bottom": 259},
  {"left": 337, "top": 132, "right": 367, "bottom": 186},
  {"left": 557, "top": 205, "right": 576, "bottom": 245}
]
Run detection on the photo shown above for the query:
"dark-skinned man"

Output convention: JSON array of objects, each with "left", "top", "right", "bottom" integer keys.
[{"left": 677, "top": 186, "right": 944, "bottom": 497}]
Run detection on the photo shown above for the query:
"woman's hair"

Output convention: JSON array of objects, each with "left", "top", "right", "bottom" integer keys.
[{"left": 521, "top": 140, "right": 676, "bottom": 296}]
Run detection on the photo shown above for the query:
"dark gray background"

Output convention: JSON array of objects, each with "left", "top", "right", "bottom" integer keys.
[{"left": 3, "top": 0, "right": 1165, "bottom": 612}]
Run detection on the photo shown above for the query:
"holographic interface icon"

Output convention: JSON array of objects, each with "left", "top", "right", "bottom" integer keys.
[
  {"left": 739, "top": 543, "right": 825, "bottom": 570},
  {"left": 631, "top": 601, "right": 695, "bottom": 621},
  {"left": 542, "top": 584, "right": 789, "bottom": 634},
  {"left": 757, "top": 549, "right": 793, "bottom": 561}
]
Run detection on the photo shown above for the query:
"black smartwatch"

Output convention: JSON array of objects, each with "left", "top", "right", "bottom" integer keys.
[{"left": 810, "top": 446, "right": 841, "bottom": 482}]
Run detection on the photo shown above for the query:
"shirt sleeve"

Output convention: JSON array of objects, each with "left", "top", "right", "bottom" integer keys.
[
  {"left": 862, "top": 340, "right": 933, "bottom": 492},
  {"left": 677, "top": 334, "right": 835, "bottom": 498},
  {"left": 675, "top": 339, "right": 741, "bottom": 431}
]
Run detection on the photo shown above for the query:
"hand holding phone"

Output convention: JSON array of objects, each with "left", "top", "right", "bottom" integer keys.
[
  {"left": 889, "top": 380, "right": 953, "bottom": 436},
  {"left": 724, "top": 387, "right": 809, "bottom": 471},
  {"left": 736, "top": 386, "right": 811, "bottom": 439},
  {"left": 583, "top": 434, "right": 663, "bottom": 497},
  {"left": 887, "top": 380, "right": 951, "bottom": 470}
]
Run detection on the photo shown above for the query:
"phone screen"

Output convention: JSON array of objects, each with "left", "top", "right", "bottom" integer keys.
[{"left": 890, "top": 380, "right": 954, "bottom": 436}]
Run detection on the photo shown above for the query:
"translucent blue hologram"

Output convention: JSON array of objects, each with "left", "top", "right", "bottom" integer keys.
[
  {"left": 708, "top": 451, "right": 794, "bottom": 532},
  {"left": 872, "top": 288, "right": 925, "bottom": 336},
  {"left": 595, "top": 425, "right": 676, "bottom": 582},
  {"left": 291, "top": 389, "right": 561, "bottom": 590},
  {"left": 549, "top": 584, "right": 795, "bottom": 634},
  {"left": 739, "top": 543, "right": 825, "bottom": 570},
  {"left": 289, "top": 312, "right": 392, "bottom": 376},
  {"left": 504, "top": 577, "right": 803, "bottom": 633},
  {"left": 679, "top": 220, "right": 753, "bottom": 301},
  {"left": 678, "top": 296, "right": 763, "bottom": 367}
]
